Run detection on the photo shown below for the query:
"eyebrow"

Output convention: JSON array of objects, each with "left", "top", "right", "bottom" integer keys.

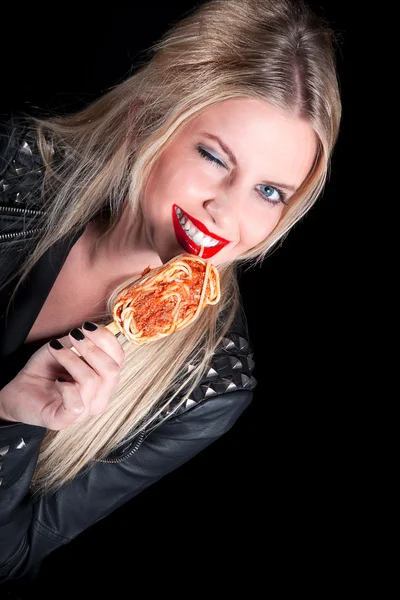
[{"left": 201, "top": 131, "right": 298, "bottom": 194}]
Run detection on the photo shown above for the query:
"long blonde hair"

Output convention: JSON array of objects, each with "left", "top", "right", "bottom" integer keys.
[{"left": 7, "top": 0, "right": 341, "bottom": 494}]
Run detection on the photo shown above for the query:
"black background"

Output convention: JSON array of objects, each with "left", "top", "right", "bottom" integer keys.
[{"left": 1, "top": 0, "right": 351, "bottom": 594}]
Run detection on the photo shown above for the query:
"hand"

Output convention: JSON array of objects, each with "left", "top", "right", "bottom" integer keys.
[{"left": 0, "top": 323, "right": 125, "bottom": 430}]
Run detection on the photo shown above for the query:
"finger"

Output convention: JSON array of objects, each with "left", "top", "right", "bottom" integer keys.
[
  {"left": 56, "top": 323, "right": 124, "bottom": 366},
  {"left": 68, "top": 328, "right": 122, "bottom": 414},
  {"left": 55, "top": 378, "right": 90, "bottom": 423},
  {"left": 41, "top": 379, "right": 84, "bottom": 430},
  {"left": 47, "top": 338, "right": 99, "bottom": 398},
  {"left": 81, "top": 322, "right": 125, "bottom": 368},
  {"left": 47, "top": 331, "right": 121, "bottom": 417},
  {"left": 68, "top": 328, "right": 122, "bottom": 379},
  {"left": 55, "top": 377, "right": 85, "bottom": 415}
]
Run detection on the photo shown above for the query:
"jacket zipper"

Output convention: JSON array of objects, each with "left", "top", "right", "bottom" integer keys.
[
  {"left": 97, "top": 431, "right": 146, "bottom": 464},
  {"left": 0, "top": 228, "right": 44, "bottom": 241},
  {"left": 0, "top": 205, "right": 45, "bottom": 241},
  {"left": 0, "top": 205, "right": 45, "bottom": 216}
]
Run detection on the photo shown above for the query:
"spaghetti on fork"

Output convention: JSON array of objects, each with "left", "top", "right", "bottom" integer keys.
[{"left": 111, "top": 253, "right": 220, "bottom": 345}]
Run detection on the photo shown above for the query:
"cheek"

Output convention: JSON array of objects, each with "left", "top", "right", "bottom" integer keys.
[
  {"left": 241, "top": 209, "right": 282, "bottom": 247},
  {"left": 149, "top": 155, "right": 197, "bottom": 198}
]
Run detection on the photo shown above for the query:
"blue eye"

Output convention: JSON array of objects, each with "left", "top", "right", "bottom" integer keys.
[{"left": 257, "top": 184, "right": 286, "bottom": 206}]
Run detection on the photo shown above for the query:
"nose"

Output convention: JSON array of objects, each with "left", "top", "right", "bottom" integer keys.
[{"left": 203, "top": 195, "right": 240, "bottom": 232}]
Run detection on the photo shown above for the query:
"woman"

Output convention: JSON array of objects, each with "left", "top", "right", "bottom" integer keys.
[{"left": 0, "top": 0, "right": 341, "bottom": 584}]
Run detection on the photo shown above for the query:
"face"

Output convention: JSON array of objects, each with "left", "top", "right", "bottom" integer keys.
[{"left": 141, "top": 97, "right": 317, "bottom": 265}]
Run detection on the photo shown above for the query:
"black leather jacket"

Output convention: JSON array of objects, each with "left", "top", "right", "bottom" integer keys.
[{"left": 0, "top": 118, "right": 256, "bottom": 582}]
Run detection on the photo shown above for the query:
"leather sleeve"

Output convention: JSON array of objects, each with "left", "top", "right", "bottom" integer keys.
[{"left": 0, "top": 389, "right": 252, "bottom": 582}]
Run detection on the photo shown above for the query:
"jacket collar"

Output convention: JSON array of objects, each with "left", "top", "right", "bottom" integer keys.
[{"left": 0, "top": 226, "right": 85, "bottom": 357}]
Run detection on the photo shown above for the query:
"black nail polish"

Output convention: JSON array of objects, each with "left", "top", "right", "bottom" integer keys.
[
  {"left": 83, "top": 321, "right": 98, "bottom": 332},
  {"left": 70, "top": 328, "right": 85, "bottom": 341},
  {"left": 50, "top": 339, "right": 63, "bottom": 350},
  {"left": 57, "top": 377, "right": 66, "bottom": 382}
]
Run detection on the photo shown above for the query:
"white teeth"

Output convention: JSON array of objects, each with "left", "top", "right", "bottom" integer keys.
[
  {"left": 192, "top": 231, "right": 205, "bottom": 245},
  {"left": 175, "top": 206, "right": 221, "bottom": 248}
]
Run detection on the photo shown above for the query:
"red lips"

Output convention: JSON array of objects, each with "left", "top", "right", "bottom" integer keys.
[{"left": 172, "top": 204, "right": 230, "bottom": 259}]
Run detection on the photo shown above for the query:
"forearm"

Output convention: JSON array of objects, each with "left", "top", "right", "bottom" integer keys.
[{"left": 0, "top": 421, "right": 47, "bottom": 581}]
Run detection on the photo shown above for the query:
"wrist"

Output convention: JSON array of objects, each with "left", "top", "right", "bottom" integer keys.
[{"left": 0, "top": 388, "right": 17, "bottom": 424}]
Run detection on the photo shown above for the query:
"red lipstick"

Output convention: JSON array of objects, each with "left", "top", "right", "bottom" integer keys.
[{"left": 172, "top": 204, "right": 230, "bottom": 259}]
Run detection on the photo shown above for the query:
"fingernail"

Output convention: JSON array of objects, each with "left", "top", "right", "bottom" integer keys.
[
  {"left": 57, "top": 377, "right": 66, "bottom": 382},
  {"left": 70, "top": 328, "right": 85, "bottom": 341},
  {"left": 82, "top": 321, "right": 98, "bottom": 332},
  {"left": 50, "top": 339, "right": 63, "bottom": 350}
]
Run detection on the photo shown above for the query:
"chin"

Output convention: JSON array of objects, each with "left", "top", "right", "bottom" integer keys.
[{"left": 156, "top": 243, "right": 184, "bottom": 265}]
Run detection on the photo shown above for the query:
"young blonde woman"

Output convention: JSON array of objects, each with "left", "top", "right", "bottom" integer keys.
[{"left": 0, "top": 0, "right": 341, "bottom": 585}]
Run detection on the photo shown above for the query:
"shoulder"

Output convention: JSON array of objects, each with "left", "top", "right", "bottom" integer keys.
[
  {"left": 0, "top": 114, "right": 44, "bottom": 211},
  {"left": 154, "top": 307, "right": 256, "bottom": 428},
  {"left": 190, "top": 309, "right": 256, "bottom": 402},
  {"left": 107, "top": 307, "right": 256, "bottom": 460}
]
